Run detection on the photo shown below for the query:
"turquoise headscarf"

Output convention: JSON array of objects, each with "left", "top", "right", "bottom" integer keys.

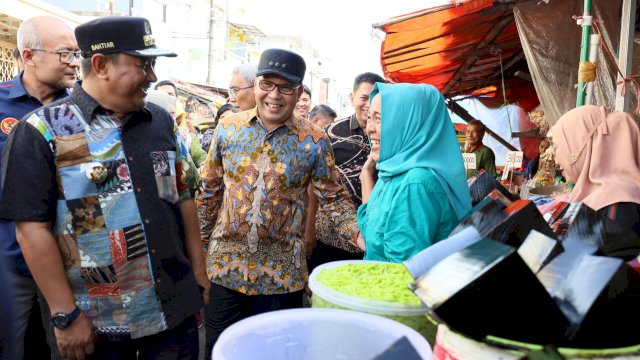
[{"left": 371, "top": 82, "right": 471, "bottom": 220}]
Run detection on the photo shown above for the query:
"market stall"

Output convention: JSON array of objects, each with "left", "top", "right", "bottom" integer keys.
[{"left": 172, "top": 78, "right": 228, "bottom": 131}]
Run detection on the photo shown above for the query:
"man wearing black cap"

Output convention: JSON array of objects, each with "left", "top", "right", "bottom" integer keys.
[
  {"left": 0, "top": 16, "right": 208, "bottom": 359},
  {"left": 197, "top": 48, "right": 359, "bottom": 352}
]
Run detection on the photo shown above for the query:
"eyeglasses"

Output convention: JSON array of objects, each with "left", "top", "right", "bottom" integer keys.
[
  {"left": 132, "top": 57, "right": 157, "bottom": 77},
  {"left": 229, "top": 85, "right": 254, "bottom": 97},
  {"left": 31, "top": 49, "right": 82, "bottom": 64},
  {"left": 257, "top": 80, "right": 301, "bottom": 95},
  {"left": 133, "top": 57, "right": 156, "bottom": 71}
]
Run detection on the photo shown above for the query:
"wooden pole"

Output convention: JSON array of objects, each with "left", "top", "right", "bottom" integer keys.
[
  {"left": 442, "top": 15, "right": 514, "bottom": 96},
  {"left": 615, "top": 0, "right": 637, "bottom": 112},
  {"left": 585, "top": 34, "right": 601, "bottom": 105}
]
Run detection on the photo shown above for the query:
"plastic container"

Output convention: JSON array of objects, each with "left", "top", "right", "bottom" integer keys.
[
  {"left": 212, "top": 308, "right": 433, "bottom": 360},
  {"left": 308, "top": 260, "right": 436, "bottom": 343},
  {"left": 433, "top": 324, "right": 640, "bottom": 360}
]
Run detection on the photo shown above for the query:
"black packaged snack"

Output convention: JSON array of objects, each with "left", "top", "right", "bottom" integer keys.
[
  {"left": 468, "top": 169, "right": 519, "bottom": 206},
  {"left": 411, "top": 239, "right": 570, "bottom": 344}
]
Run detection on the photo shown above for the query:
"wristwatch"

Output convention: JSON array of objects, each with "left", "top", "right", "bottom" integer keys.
[{"left": 51, "top": 306, "right": 81, "bottom": 330}]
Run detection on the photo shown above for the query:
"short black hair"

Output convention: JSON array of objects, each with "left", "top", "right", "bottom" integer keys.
[
  {"left": 309, "top": 104, "right": 336, "bottom": 120},
  {"left": 155, "top": 80, "right": 178, "bottom": 96},
  {"left": 13, "top": 48, "right": 20, "bottom": 61},
  {"left": 80, "top": 53, "right": 120, "bottom": 78},
  {"left": 302, "top": 85, "right": 311, "bottom": 96},
  {"left": 353, "top": 72, "right": 385, "bottom": 92},
  {"left": 215, "top": 103, "right": 236, "bottom": 123}
]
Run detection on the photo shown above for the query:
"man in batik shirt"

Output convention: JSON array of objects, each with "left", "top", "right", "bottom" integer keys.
[
  {"left": 197, "top": 49, "right": 359, "bottom": 351},
  {"left": 0, "top": 17, "right": 208, "bottom": 358}
]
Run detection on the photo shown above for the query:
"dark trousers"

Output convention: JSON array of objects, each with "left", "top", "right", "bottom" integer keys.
[
  {"left": 6, "top": 271, "right": 52, "bottom": 360},
  {"left": 307, "top": 241, "right": 364, "bottom": 274},
  {"left": 204, "top": 283, "right": 303, "bottom": 355},
  {"left": 80, "top": 315, "right": 199, "bottom": 360}
]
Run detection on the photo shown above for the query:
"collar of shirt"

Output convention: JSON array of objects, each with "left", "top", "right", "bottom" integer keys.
[
  {"left": 8, "top": 72, "right": 69, "bottom": 101},
  {"left": 71, "top": 82, "right": 151, "bottom": 125},
  {"left": 247, "top": 107, "right": 295, "bottom": 132},
  {"left": 469, "top": 143, "right": 484, "bottom": 153},
  {"left": 348, "top": 114, "right": 368, "bottom": 142},
  {"left": 7, "top": 73, "right": 28, "bottom": 99},
  {"left": 349, "top": 113, "right": 361, "bottom": 132}
]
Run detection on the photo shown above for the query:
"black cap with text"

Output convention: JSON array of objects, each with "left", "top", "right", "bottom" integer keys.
[{"left": 75, "top": 16, "right": 177, "bottom": 58}]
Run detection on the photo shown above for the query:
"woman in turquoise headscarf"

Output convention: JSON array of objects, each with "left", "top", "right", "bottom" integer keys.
[{"left": 357, "top": 83, "right": 471, "bottom": 263}]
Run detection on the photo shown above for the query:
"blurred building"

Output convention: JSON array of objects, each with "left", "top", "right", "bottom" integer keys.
[
  {"left": 0, "top": 0, "right": 84, "bottom": 81},
  {"left": 1, "top": 0, "right": 332, "bottom": 109}
]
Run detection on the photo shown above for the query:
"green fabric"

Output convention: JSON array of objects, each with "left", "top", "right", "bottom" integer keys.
[
  {"left": 466, "top": 145, "right": 497, "bottom": 178},
  {"left": 357, "top": 168, "right": 458, "bottom": 263},
  {"left": 189, "top": 136, "right": 207, "bottom": 168},
  {"left": 370, "top": 83, "right": 471, "bottom": 220}
]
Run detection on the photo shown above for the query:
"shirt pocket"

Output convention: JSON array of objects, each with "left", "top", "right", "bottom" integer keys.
[{"left": 150, "top": 150, "right": 179, "bottom": 204}]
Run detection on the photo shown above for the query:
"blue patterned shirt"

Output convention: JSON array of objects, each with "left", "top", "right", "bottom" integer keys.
[{"left": 0, "top": 84, "right": 201, "bottom": 339}]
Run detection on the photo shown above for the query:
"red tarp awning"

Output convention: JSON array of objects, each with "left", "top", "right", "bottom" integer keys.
[{"left": 376, "top": 0, "right": 540, "bottom": 112}]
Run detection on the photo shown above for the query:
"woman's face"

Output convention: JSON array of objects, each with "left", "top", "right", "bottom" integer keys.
[
  {"left": 366, "top": 93, "right": 382, "bottom": 162},
  {"left": 551, "top": 136, "right": 576, "bottom": 183}
]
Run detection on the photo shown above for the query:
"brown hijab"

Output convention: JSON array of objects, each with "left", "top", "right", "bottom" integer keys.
[{"left": 551, "top": 105, "right": 640, "bottom": 210}]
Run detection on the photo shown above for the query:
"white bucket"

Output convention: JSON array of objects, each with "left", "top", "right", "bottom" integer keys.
[{"left": 212, "top": 308, "right": 433, "bottom": 360}]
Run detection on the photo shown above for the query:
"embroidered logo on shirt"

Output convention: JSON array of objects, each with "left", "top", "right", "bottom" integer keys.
[{"left": 1, "top": 117, "right": 18, "bottom": 135}]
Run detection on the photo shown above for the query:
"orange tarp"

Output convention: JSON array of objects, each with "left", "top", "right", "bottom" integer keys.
[{"left": 377, "top": 0, "right": 539, "bottom": 112}]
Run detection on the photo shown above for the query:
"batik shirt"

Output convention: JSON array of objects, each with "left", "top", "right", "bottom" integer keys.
[
  {"left": 196, "top": 108, "right": 358, "bottom": 295},
  {"left": 315, "top": 114, "right": 370, "bottom": 252},
  {"left": 0, "top": 84, "right": 202, "bottom": 339}
]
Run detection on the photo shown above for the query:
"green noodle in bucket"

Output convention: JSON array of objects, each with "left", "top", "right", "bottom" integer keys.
[
  {"left": 311, "top": 261, "right": 436, "bottom": 343},
  {"left": 315, "top": 263, "right": 421, "bottom": 305}
]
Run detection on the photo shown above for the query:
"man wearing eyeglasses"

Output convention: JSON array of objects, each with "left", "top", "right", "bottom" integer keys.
[
  {"left": 0, "top": 16, "right": 208, "bottom": 359},
  {"left": 228, "top": 63, "right": 257, "bottom": 111},
  {"left": 197, "top": 48, "right": 360, "bottom": 352},
  {"left": 0, "top": 15, "right": 80, "bottom": 360}
]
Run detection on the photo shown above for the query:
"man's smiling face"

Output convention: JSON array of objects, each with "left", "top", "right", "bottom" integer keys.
[{"left": 255, "top": 75, "right": 301, "bottom": 127}]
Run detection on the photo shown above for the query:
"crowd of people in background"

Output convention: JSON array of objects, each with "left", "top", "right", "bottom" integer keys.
[{"left": 1, "top": 12, "right": 639, "bottom": 360}]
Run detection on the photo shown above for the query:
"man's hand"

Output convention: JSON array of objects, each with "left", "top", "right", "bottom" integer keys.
[
  {"left": 55, "top": 313, "right": 95, "bottom": 360},
  {"left": 356, "top": 232, "right": 366, "bottom": 251},
  {"left": 463, "top": 141, "right": 473, "bottom": 153},
  {"left": 359, "top": 154, "right": 377, "bottom": 182},
  {"left": 305, "top": 236, "right": 315, "bottom": 258},
  {"left": 360, "top": 154, "right": 378, "bottom": 204},
  {"left": 178, "top": 200, "right": 211, "bottom": 306},
  {"left": 195, "top": 272, "right": 211, "bottom": 306}
]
